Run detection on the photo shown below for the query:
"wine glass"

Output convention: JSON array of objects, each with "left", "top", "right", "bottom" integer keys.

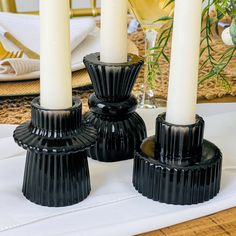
[{"left": 128, "top": 0, "right": 174, "bottom": 108}]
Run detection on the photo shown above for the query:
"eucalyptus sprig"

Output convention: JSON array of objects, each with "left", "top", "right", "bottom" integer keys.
[{"left": 148, "top": 0, "right": 236, "bottom": 90}]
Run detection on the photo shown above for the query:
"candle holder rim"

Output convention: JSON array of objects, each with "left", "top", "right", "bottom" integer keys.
[
  {"left": 140, "top": 136, "right": 222, "bottom": 170},
  {"left": 157, "top": 112, "right": 204, "bottom": 128},
  {"left": 14, "top": 96, "right": 97, "bottom": 154},
  {"left": 32, "top": 97, "right": 82, "bottom": 112},
  {"left": 14, "top": 124, "right": 97, "bottom": 154},
  {"left": 83, "top": 52, "right": 144, "bottom": 67}
]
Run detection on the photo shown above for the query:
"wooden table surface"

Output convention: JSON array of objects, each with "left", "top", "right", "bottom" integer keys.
[
  {"left": 139, "top": 96, "right": 236, "bottom": 236},
  {"left": 141, "top": 208, "right": 236, "bottom": 236}
]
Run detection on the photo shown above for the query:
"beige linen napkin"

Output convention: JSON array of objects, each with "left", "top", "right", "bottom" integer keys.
[{"left": 0, "top": 58, "right": 39, "bottom": 75}]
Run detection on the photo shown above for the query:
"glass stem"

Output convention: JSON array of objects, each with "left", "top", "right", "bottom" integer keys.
[{"left": 142, "top": 29, "right": 158, "bottom": 106}]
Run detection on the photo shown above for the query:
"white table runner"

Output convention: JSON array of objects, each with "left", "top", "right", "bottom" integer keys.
[{"left": 0, "top": 104, "right": 236, "bottom": 236}]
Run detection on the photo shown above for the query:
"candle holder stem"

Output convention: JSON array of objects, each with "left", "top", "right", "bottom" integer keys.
[{"left": 138, "top": 29, "right": 158, "bottom": 109}]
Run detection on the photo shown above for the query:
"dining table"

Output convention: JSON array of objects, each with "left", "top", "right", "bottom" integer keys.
[{"left": 0, "top": 21, "right": 236, "bottom": 236}]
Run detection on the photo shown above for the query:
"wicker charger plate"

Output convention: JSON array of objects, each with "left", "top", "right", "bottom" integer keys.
[{"left": 0, "top": 40, "right": 138, "bottom": 97}]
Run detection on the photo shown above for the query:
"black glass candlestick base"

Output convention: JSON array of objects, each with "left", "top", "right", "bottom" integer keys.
[
  {"left": 133, "top": 113, "right": 222, "bottom": 205},
  {"left": 83, "top": 53, "right": 147, "bottom": 162},
  {"left": 13, "top": 97, "right": 97, "bottom": 207}
]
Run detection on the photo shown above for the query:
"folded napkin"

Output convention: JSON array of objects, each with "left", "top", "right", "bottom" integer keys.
[
  {"left": 0, "top": 13, "right": 96, "bottom": 75},
  {"left": 0, "top": 13, "right": 96, "bottom": 54},
  {"left": 0, "top": 107, "right": 236, "bottom": 236},
  {"left": 0, "top": 58, "right": 39, "bottom": 75}
]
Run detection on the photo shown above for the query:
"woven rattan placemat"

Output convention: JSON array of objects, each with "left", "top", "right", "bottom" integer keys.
[
  {"left": 131, "top": 27, "right": 236, "bottom": 100},
  {"left": 0, "top": 39, "right": 138, "bottom": 124},
  {"left": 0, "top": 69, "right": 91, "bottom": 97},
  {"left": 1, "top": 28, "right": 236, "bottom": 124},
  {"left": 0, "top": 40, "right": 138, "bottom": 97}
]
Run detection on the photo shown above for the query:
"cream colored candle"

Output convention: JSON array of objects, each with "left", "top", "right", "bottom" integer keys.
[
  {"left": 166, "top": 0, "right": 202, "bottom": 125},
  {"left": 40, "top": 0, "right": 72, "bottom": 109},
  {"left": 100, "top": 0, "right": 128, "bottom": 63}
]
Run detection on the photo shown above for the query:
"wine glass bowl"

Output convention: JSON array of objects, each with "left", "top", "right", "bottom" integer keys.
[
  {"left": 129, "top": 0, "right": 173, "bottom": 30},
  {"left": 128, "top": 0, "right": 174, "bottom": 108}
]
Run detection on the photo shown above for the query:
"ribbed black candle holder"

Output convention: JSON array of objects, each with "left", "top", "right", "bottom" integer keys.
[
  {"left": 13, "top": 97, "right": 97, "bottom": 207},
  {"left": 83, "top": 53, "right": 147, "bottom": 162},
  {"left": 133, "top": 113, "right": 222, "bottom": 205}
]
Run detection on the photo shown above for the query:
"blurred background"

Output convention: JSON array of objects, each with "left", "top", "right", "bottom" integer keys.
[
  {"left": 15, "top": 0, "right": 101, "bottom": 12},
  {"left": 12, "top": 0, "right": 209, "bottom": 12}
]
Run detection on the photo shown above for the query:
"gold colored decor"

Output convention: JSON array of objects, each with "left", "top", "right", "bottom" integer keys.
[
  {"left": 4, "top": 32, "right": 39, "bottom": 59},
  {"left": 0, "top": 0, "right": 100, "bottom": 17},
  {"left": 0, "top": 0, "right": 16, "bottom": 12},
  {"left": 70, "top": 0, "right": 100, "bottom": 17},
  {"left": 0, "top": 41, "right": 23, "bottom": 59}
]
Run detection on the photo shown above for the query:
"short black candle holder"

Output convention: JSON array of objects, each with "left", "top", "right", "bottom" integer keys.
[
  {"left": 83, "top": 53, "right": 147, "bottom": 162},
  {"left": 13, "top": 97, "right": 97, "bottom": 207},
  {"left": 133, "top": 113, "right": 222, "bottom": 205}
]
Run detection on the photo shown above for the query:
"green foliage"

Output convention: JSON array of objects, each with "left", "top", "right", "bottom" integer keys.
[
  {"left": 200, "top": 0, "right": 236, "bottom": 88},
  {"left": 148, "top": 0, "right": 236, "bottom": 90}
]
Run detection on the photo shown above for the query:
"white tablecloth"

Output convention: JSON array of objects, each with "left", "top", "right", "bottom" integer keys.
[{"left": 0, "top": 103, "right": 236, "bottom": 236}]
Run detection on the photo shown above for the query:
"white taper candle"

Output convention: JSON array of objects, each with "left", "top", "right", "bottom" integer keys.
[
  {"left": 166, "top": 0, "right": 202, "bottom": 125},
  {"left": 40, "top": 0, "right": 72, "bottom": 109},
  {"left": 100, "top": 0, "right": 128, "bottom": 63}
]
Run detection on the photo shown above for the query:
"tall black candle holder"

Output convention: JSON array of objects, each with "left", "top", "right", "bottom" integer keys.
[
  {"left": 133, "top": 113, "right": 222, "bottom": 205},
  {"left": 83, "top": 53, "right": 147, "bottom": 162},
  {"left": 13, "top": 97, "right": 97, "bottom": 207}
]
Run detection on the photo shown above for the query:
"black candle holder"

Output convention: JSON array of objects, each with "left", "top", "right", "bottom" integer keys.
[
  {"left": 83, "top": 53, "right": 147, "bottom": 162},
  {"left": 133, "top": 113, "right": 222, "bottom": 205},
  {"left": 13, "top": 97, "right": 97, "bottom": 207}
]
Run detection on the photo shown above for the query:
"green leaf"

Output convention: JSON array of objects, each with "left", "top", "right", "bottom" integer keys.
[{"left": 153, "top": 16, "right": 173, "bottom": 23}]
